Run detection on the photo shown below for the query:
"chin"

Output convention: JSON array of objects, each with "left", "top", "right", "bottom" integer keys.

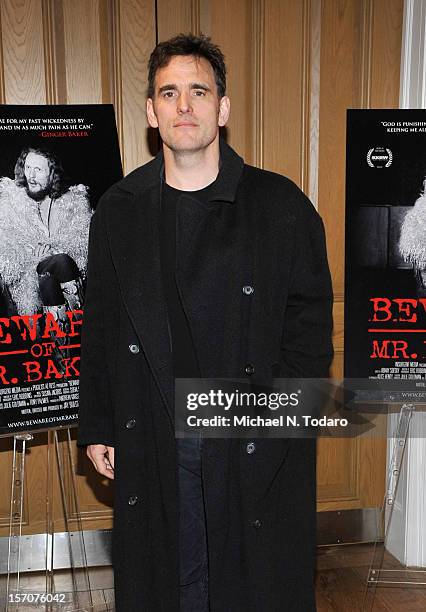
[
  {"left": 165, "top": 135, "right": 216, "bottom": 153},
  {"left": 25, "top": 186, "right": 49, "bottom": 201}
]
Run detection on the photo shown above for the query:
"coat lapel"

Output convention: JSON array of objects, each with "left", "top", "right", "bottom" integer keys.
[{"left": 105, "top": 159, "right": 174, "bottom": 425}]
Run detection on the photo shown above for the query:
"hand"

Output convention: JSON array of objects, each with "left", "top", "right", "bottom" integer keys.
[
  {"left": 86, "top": 444, "right": 115, "bottom": 480},
  {"left": 35, "top": 243, "right": 52, "bottom": 258}
]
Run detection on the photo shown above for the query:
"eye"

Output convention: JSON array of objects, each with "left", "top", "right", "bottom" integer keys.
[
  {"left": 161, "top": 91, "right": 176, "bottom": 99},
  {"left": 193, "top": 90, "right": 206, "bottom": 97}
]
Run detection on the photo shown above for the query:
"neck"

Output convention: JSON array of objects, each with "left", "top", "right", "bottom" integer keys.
[{"left": 163, "top": 136, "right": 220, "bottom": 191}]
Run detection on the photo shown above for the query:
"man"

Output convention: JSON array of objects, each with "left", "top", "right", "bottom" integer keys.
[
  {"left": 78, "top": 34, "right": 333, "bottom": 611},
  {"left": 0, "top": 147, "right": 91, "bottom": 318}
]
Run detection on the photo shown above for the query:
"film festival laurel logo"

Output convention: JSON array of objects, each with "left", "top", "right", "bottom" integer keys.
[{"left": 366, "top": 146, "right": 393, "bottom": 168}]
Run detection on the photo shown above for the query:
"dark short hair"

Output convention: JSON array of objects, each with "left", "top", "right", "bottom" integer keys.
[
  {"left": 14, "top": 147, "right": 67, "bottom": 198},
  {"left": 147, "top": 33, "right": 226, "bottom": 98}
]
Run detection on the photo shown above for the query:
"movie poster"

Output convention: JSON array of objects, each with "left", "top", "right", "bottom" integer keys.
[
  {"left": 345, "top": 110, "right": 426, "bottom": 382},
  {"left": 0, "top": 105, "right": 122, "bottom": 435}
]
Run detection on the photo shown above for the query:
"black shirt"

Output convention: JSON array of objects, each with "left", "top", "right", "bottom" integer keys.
[{"left": 160, "top": 180, "right": 215, "bottom": 379}]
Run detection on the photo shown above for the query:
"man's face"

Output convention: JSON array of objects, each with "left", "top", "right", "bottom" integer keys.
[
  {"left": 24, "top": 152, "right": 51, "bottom": 199},
  {"left": 146, "top": 55, "right": 230, "bottom": 154}
]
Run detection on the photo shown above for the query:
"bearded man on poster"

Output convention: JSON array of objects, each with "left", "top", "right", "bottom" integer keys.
[
  {"left": 0, "top": 147, "right": 91, "bottom": 319},
  {"left": 78, "top": 34, "right": 333, "bottom": 612}
]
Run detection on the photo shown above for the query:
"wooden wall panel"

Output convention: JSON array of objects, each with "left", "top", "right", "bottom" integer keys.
[
  {"left": 318, "top": 0, "right": 370, "bottom": 512},
  {"left": 262, "top": 0, "right": 306, "bottom": 185},
  {"left": 317, "top": 0, "right": 402, "bottom": 298},
  {"left": 1, "top": 0, "right": 46, "bottom": 104},
  {"left": 117, "top": 0, "right": 156, "bottom": 173},
  {"left": 62, "top": 0, "right": 103, "bottom": 103},
  {"left": 369, "top": 0, "right": 403, "bottom": 107},
  {"left": 317, "top": 438, "right": 359, "bottom": 506},
  {"left": 42, "top": 0, "right": 66, "bottom": 104},
  {"left": 315, "top": 0, "right": 403, "bottom": 514},
  {"left": 157, "top": 0, "right": 195, "bottom": 41},
  {"left": 307, "top": 0, "right": 322, "bottom": 205},
  {"left": 318, "top": 0, "right": 364, "bottom": 296}
]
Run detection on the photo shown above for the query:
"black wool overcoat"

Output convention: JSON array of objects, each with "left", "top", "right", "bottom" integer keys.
[{"left": 77, "top": 140, "right": 334, "bottom": 612}]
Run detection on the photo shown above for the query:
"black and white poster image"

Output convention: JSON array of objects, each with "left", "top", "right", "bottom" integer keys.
[
  {"left": 345, "top": 110, "right": 426, "bottom": 381},
  {"left": 0, "top": 105, "right": 122, "bottom": 435}
]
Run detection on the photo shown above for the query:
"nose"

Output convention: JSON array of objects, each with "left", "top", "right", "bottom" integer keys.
[{"left": 177, "top": 91, "right": 192, "bottom": 114}]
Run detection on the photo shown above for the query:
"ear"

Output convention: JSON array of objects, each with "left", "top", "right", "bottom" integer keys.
[
  {"left": 218, "top": 96, "right": 230, "bottom": 127},
  {"left": 146, "top": 98, "right": 159, "bottom": 129}
]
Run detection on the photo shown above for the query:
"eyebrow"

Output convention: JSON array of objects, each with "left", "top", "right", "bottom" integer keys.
[
  {"left": 191, "top": 83, "right": 211, "bottom": 91},
  {"left": 158, "top": 83, "right": 211, "bottom": 94}
]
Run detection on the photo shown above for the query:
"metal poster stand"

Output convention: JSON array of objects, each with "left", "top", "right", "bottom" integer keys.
[
  {"left": 4, "top": 427, "right": 104, "bottom": 612},
  {"left": 363, "top": 403, "right": 426, "bottom": 611}
]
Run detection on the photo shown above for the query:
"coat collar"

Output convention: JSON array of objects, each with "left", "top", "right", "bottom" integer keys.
[{"left": 114, "top": 138, "right": 245, "bottom": 203}]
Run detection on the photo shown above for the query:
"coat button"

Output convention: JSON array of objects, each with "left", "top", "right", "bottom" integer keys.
[
  {"left": 252, "top": 519, "right": 261, "bottom": 529},
  {"left": 128, "top": 495, "right": 138, "bottom": 506},
  {"left": 125, "top": 419, "right": 136, "bottom": 429},
  {"left": 242, "top": 285, "right": 254, "bottom": 295},
  {"left": 246, "top": 442, "right": 256, "bottom": 454},
  {"left": 245, "top": 363, "right": 255, "bottom": 375},
  {"left": 129, "top": 344, "right": 140, "bottom": 354}
]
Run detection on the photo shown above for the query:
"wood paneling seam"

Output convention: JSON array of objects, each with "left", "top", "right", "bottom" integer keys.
[
  {"left": 0, "top": 6, "right": 6, "bottom": 104},
  {"left": 300, "top": 0, "right": 311, "bottom": 194},
  {"left": 41, "top": 0, "right": 56, "bottom": 104},
  {"left": 308, "top": 0, "right": 321, "bottom": 208},
  {"left": 111, "top": 0, "right": 124, "bottom": 157},
  {"left": 252, "top": 0, "right": 264, "bottom": 169},
  {"left": 191, "top": 0, "right": 201, "bottom": 36},
  {"left": 360, "top": 0, "right": 373, "bottom": 108},
  {"left": 399, "top": 0, "right": 414, "bottom": 107}
]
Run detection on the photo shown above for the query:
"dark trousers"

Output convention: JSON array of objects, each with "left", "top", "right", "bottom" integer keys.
[
  {"left": 177, "top": 437, "right": 209, "bottom": 612},
  {"left": 37, "top": 253, "right": 79, "bottom": 306}
]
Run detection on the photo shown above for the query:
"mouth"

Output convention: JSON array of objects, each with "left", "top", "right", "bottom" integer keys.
[{"left": 174, "top": 122, "right": 198, "bottom": 128}]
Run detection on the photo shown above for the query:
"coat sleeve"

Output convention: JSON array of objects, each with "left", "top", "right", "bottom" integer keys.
[
  {"left": 280, "top": 195, "right": 334, "bottom": 378},
  {"left": 77, "top": 201, "right": 116, "bottom": 447}
]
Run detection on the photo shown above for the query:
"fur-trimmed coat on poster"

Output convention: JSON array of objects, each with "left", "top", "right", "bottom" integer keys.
[
  {"left": 399, "top": 188, "right": 426, "bottom": 269},
  {"left": 0, "top": 177, "right": 92, "bottom": 314}
]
